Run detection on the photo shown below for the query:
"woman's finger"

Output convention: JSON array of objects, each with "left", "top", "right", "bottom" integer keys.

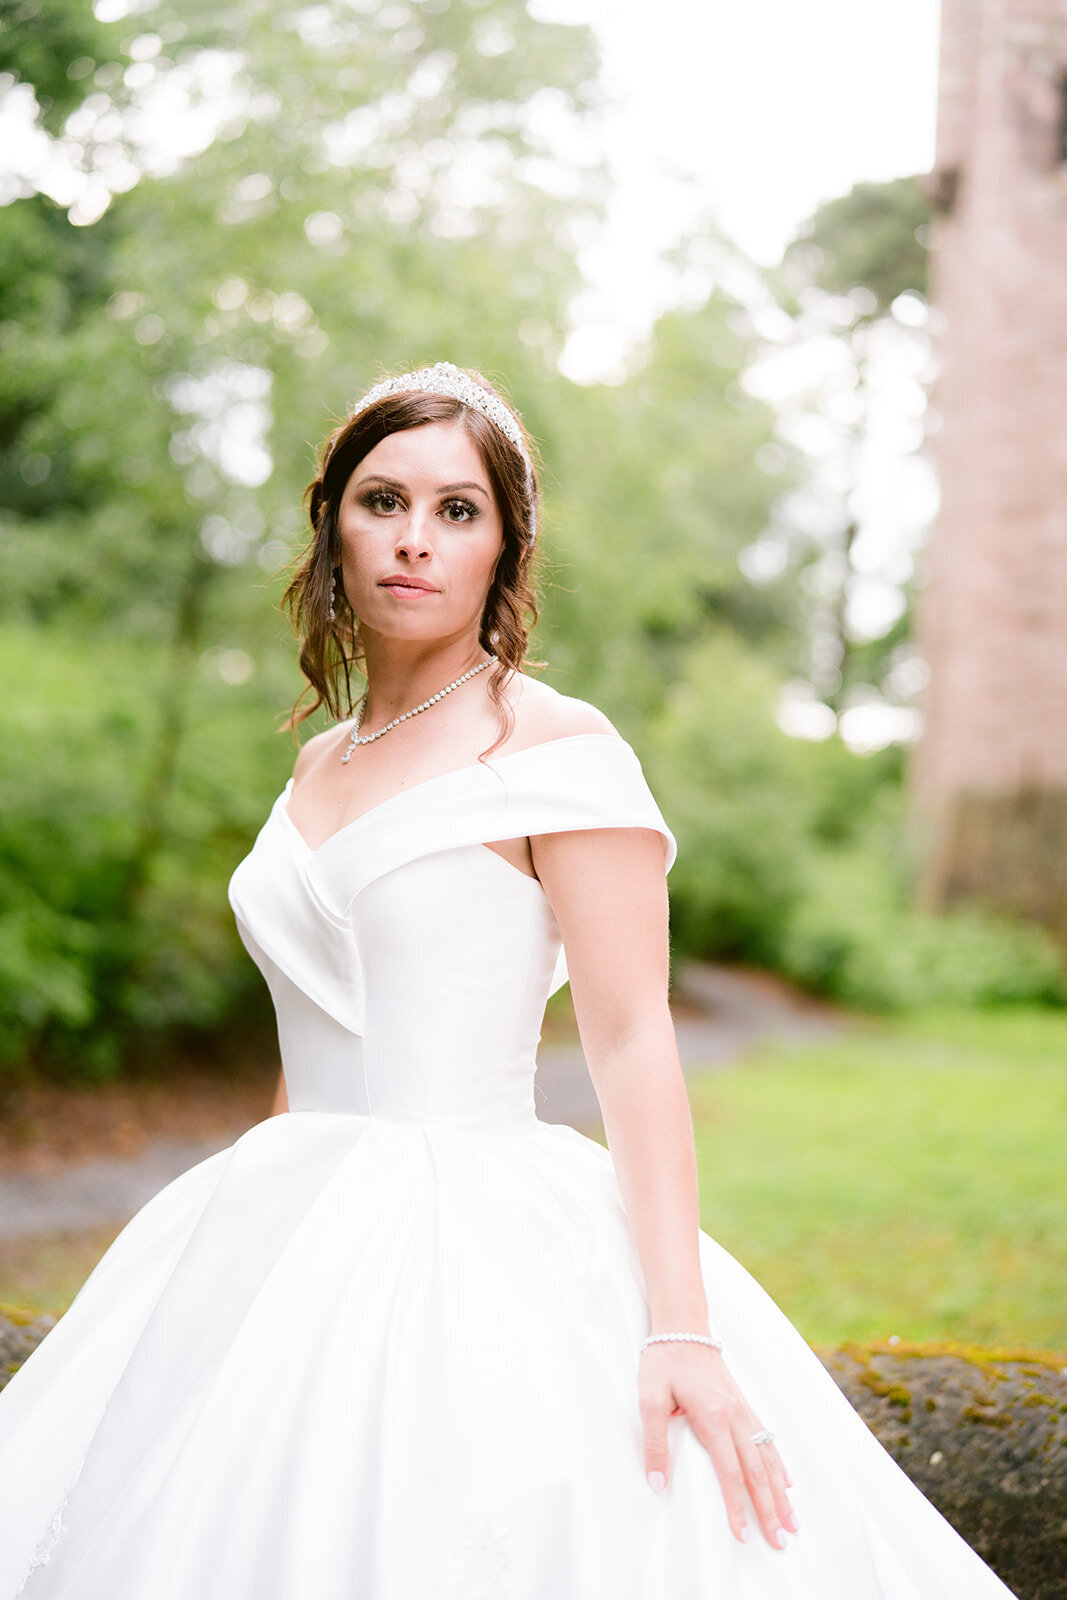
[
  {"left": 686, "top": 1407, "right": 751, "bottom": 1542},
  {"left": 766, "top": 1448, "right": 798, "bottom": 1532},
  {"left": 638, "top": 1386, "right": 673, "bottom": 1492},
  {"left": 737, "top": 1434, "right": 789, "bottom": 1548},
  {"left": 750, "top": 1434, "right": 795, "bottom": 1522},
  {"left": 741, "top": 1431, "right": 798, "bottom": 1548}
]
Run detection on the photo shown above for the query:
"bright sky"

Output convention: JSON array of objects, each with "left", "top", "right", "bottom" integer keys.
[{"left": 532, "top": 0, "right": 942, "bottom": 382}]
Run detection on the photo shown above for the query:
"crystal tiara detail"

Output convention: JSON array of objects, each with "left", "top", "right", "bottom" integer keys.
[{"left": 347, "top": 361, "right": 537, "bottom": 545}]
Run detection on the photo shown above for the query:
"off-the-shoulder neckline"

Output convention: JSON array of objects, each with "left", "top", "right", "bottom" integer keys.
[{"left": 278, "top": 730, "right": 633, "bottom": 858}]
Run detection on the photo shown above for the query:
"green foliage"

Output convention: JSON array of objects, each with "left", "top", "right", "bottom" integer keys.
[
  {"left": 782, "top": 175, "right": 932, "bottom": 313},
  {"left": 0, "top": 0, "right": 124, "bottom": 133},
  {"left": 0, "top": 863, "right": 97, "bottom": 1046},
  {"left": 778, "top": 842, "right": 1067, "bottom": 1011},
  {"left": 541, "top": 288, "right": 798, "bottom": 718},
  {"left": 637, "top": 630, "right": 1065, "bottom": 1013},
  {"left": 642, "top": 628, "right": 817, "bottom": 960},
  {"left": 0, "top": 622, "right": 291, "bottom": 1078}
]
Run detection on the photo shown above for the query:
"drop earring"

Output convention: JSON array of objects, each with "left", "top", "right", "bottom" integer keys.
[{"left": 329, "top": 569, "right": 337, "bottom": 622}]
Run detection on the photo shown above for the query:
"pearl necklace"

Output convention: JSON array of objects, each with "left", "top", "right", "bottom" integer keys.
[{"left": 340, "top": 655, "right": 496, "bottom": 764}]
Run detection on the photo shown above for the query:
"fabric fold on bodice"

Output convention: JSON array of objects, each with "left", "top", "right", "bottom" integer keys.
[{"left": 226, "top": 732, "right": 677, "bottom": 1047}]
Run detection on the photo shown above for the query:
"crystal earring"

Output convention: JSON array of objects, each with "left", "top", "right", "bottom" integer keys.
[{"left": 329, "top": 569, "right": 337, "bottom": 622}]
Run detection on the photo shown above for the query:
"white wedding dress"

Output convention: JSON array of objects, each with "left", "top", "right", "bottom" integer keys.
[{"left": 0, "top": 730, "right": 1021, "bottom": 1598}]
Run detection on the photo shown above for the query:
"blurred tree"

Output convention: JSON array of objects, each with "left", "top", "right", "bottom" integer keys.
[
  {"left": 759, "top": 175, "right": 935, "bottom": 730},
  {"left": 540, "top": 275, "right": 799, "bottom": 727},
  {"left": 0, "top": 0, "right": 124, "bottom": 132},
  {"left": 779, "top": 174, "right": 930, "bottom": 317},
  {"left": 0, "top": 0, "right": 608, "bottom": 1073}
]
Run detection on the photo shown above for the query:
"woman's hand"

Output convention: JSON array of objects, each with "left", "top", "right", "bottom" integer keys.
[{"left": 639, "top": 1342, "right": 798, "bottom": 1550}]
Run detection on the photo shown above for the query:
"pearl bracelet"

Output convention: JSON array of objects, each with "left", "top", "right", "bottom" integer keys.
[{"left": 641, "top": 1332, "right": 724, "bottom": 1352}]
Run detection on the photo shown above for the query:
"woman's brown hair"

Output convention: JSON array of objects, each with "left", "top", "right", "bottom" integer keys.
[{"left": 280, "top": 366, "right": 544, "bottom": 757}]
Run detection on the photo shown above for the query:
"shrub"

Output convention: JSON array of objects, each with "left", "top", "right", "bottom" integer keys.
[{"left": 777, "top": 845, "right": 1067, "bottom": 1011}]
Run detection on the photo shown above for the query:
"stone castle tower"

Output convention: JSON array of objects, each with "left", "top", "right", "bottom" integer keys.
[{"left": 910, "top": 0, "right": 1067, "bottom": 939}]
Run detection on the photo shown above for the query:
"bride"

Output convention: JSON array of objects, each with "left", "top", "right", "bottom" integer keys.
[
  {"left": 281, "top": 365, "right": 796, "bottom": 1549},
  {"left": 0, "top": 362, "right": 1020, "bottom": 1598}
]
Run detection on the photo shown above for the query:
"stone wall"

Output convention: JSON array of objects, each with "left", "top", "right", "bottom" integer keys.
[{"left": 819, "top": 1339, "right": 1067, "bottom": 1600}]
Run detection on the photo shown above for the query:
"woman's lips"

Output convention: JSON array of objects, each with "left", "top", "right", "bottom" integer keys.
[{"left": 380, "top": 581, "right": 437, "bottom": 597}]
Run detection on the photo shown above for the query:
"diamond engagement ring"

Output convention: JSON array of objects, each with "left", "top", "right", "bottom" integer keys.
[{"left": 751, "top": 1430, "right": 776, "bottom": 1446}]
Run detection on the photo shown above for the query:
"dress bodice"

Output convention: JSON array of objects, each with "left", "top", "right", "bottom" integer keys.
[{"left": 227, "top": 733, "right": 677, "bottom": 1131}]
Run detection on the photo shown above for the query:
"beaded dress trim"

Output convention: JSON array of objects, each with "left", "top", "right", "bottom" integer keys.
[{"left": 14, "top": 1455, "right": 85, "bottom": 1595}]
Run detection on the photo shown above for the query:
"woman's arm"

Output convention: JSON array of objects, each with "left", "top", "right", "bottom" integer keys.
[
  {"left": 531, "top": 824, "right": 798, "bottom": 1552},
  {"left": 533, "top": 827, "right": 708, "bottom": 1330}
]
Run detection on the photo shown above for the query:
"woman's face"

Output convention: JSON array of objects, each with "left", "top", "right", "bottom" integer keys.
[{"left": 336, "top": 420, "right": 505, "bottom": 643}]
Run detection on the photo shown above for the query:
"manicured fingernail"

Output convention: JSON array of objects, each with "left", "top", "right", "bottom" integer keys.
[
  {"left": 647, "top": 1470, "right": 666, "bottom": 1492},
  {"left": 788, "top": 1512, "right": 800, "bottom": 1531},
  {"left": 774, "top": 1529, "right": 787, "bottom": 1548},
  {"left": 739, "top": 1525, "right": 750, "bottom": 1543}
]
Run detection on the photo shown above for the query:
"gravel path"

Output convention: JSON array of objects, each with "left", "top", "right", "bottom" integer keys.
[
  {"left": 534, "top": 958, "right": 843, "bottom": 1131},
  {"left": 0, "top": 961, "right": 846, "bottom": 1243}
]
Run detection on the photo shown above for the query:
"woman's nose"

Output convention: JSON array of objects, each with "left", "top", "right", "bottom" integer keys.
[{"left": 395, "top": 500, "right": 434, "bottom": 554}]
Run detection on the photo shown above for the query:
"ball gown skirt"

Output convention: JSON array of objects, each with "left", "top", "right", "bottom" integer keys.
[{"left": 0, "top": 729, "right": 1022, "bottom": 1598}]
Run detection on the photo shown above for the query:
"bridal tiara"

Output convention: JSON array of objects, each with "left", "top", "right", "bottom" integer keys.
[
  {"left": 348, "top": 362, "right": 530, "bottom": 465},
  {"left": 347, "top": 361, "right": 537, "bottom": 545}
]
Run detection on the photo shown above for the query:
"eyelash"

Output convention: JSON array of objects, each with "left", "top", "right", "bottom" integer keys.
[{"left": 360, "top": 489, "right": 480, "bottom": 524}]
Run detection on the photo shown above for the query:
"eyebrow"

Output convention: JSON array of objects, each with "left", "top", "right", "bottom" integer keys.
[{"left": 354, "top": 474, "right": 489, "bottom": 498}]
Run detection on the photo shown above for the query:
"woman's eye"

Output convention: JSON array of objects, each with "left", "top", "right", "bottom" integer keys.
[
  {"left": 361, "top": 489, "right": 401, "bottom": 513},
  {"left": 442, "top": 499, "right": 478, "bottom": 523}
]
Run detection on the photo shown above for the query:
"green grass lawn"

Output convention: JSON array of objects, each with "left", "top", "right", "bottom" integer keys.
[{"left": 686, "top": 1005, "right": 1067, "bottom": 1352}]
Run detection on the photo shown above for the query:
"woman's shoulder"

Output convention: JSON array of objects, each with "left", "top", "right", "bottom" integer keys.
[
  {"left": 291, "top": 719, "right": 349, "bottom": 785},
  {"left": 507, "top": 674, "right": 677, "bottom": 871},
  {"left": 509, "top": 673, "right": 622, "bottom": 746}
]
